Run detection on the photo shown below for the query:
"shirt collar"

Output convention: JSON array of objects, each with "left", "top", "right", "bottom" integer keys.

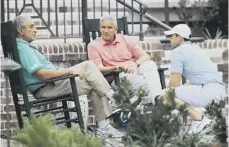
[
  {"left": 16, "top": 38, "right": 35, "bottom": 48},
  {"left": 182, "top": 41, "right": 191, "bottom": 45},
  {"left": 178, "top": 41, "right": 192, "bottom": 48},
  {"left": 16, "top": 38, "right": 31, "bottom": 45},
  {"left": 101, "top": 34, "right": 121, "bottom": 46}
]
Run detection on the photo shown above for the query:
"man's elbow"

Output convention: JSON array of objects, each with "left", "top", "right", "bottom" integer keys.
[
  {"left": 34, "top": 71, "right": 51, "bottom": 80},
  {"left": 145, "top": 54, "right": 151, "bottom": 60},
  {"left": 40, "top": 75, "right": 51, "bottom": 80}
]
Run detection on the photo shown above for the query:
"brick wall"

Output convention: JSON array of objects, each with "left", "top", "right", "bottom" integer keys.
[{"left": 0, "top": 39, "right": 228, "bottom": 136}]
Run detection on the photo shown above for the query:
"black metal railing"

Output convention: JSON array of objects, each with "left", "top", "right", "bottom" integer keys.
[
  {"left": 1, "top": 0, "right": 173, "bottom": 41},
  {"left": 115, "top": 0, "right": 171, "bottom": 30},
  {"left": 1, "top": 0, "right": 87, "bottom": 40},
  {"left": 115, "top": 0, "right": 148, "bottom": 40}
]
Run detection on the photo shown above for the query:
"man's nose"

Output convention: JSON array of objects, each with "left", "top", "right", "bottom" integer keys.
[
  {"left": 34, "top": 27, "right": 37, "bottom": 33},
  {"left": 104, "top": 28, "right": 109, "bottom": 32}
]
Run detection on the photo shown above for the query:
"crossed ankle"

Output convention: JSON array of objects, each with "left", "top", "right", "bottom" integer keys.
[{"left": 105, "top": 89, "right": 115, "bottom": 100}]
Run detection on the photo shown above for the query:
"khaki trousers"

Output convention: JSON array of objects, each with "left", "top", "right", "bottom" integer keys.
[
  {"left": 34, "top": 61, "right": 113, "bottom": 121},
  {"left": 119, "top": 61, "right": 162, "bottom": 104}
]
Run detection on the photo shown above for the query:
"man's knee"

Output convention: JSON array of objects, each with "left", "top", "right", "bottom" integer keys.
[
  {"left": 140, "top": 60, "right": 157, "bottom": 69},
  {"left": 81, "top": 61, "right": 97, "bottom": 70},
  {"left": 138, "top": 60, "right": 158, "bottom": 73},
  {"left": 86, "top": 60, "right": 97, "bottom": 68}
]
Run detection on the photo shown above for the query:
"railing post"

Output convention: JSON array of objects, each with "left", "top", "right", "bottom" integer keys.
[
  {"left": 164, "top": 0, "right": 169, "bottom": 25},
  {"left": 82, "top": 0, "right": 88, "bottom": 42},
  {"left": 139, "top": 4, "right": 144, "bottom": 41},
  {"left": 1, "top": 0, "right": 5, "bottom": 22}
]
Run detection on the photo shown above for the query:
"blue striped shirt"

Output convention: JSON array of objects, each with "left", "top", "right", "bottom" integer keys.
[{"left": 171, "top": 42, "right": 223, "bottom": 85}]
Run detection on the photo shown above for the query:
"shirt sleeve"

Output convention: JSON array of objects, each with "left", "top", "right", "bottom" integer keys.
[
  {"left": 87, "top": 42, "right": 102, "bottom": 65},
  {"left": 170, "top": 50, "right": 183, "bottom": 74},
  {"left": 18, "top": 43, "right": 47, "bottom": 74},
  {"left": 124, "top": 35, "right": 145, "bottom": 59}
]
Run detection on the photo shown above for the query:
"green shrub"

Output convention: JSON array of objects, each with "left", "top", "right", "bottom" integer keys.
[
  {"left": 113, "top": 77, "right": 205, "bottom": 146},
  {"left": 13, "top": 114, "right": 102, "bottom": 147},
  {"left": 205, "top": 98, "right": 228, "bottom": 144}
]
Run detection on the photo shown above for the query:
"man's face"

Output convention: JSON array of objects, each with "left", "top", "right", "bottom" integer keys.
[
  {"left": 18, "top": 18, "right": 37, "bottom": 42},
  {"left": 167, "top": 34, "right": 182, "bottom": 49},
  {"left": 100, "top": 20, "right": 116, "bottom": 42}
]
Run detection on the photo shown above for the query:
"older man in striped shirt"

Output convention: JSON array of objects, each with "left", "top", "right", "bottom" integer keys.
[{"left": 163, "top": 24, "right": 226, "bottom": 133}]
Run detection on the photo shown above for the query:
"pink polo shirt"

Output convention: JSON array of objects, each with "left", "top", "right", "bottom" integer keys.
[{"left": 88, "top": 34, "right": 145, "bottom": 67}]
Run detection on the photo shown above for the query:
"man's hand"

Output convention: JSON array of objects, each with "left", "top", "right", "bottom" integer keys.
[
  {"left": 127, "top": 63, "right": 138, "bottom": 73},
  {"left": 118, "top": 65, "right": 127, "bottom": 72},
  {"left": 126, "top": 65, "right": 137, "bottom": 73},
  {"left": 68, "top": 69, "right": 85, "bottom": 80},
  {"left": 119, "top": 63, "right": 137, "bottom": 73}
]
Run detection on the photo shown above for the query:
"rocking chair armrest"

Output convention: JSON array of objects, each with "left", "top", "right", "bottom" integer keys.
[
  {"left": 102, "top": 70, "right": 122, "bottom": 77},
  {"left": 26, "top": 74, "right": 79, "bottom": 86},
  {"left": 157, "top": 67, "right": 168, "bottom": 89},
  {"left": 157, "top": 67, "right": 168, "bottom": 72}
]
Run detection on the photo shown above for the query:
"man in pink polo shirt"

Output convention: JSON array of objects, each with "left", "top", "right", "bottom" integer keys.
[{"left": 88, "top": 14, "right": 162, "bottom": 104}]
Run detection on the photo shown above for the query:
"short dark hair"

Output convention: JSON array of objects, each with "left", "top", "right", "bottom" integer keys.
[
  {"left": 184, "top": 35, "right": 191, "bottom": 41},
  {"left": 166, "top": 34, "right": 191, "bottom": 41}
]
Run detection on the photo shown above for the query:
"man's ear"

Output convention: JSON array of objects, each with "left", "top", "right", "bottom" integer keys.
[
  {"left": 17, "top": 28, "right": 23, "bottom": 35},
  {"left": 178, "top": 35, "right": 183, "bottom": 42},
  {"left": 115, "top": 27, "right": 118, "bottom": 33}
]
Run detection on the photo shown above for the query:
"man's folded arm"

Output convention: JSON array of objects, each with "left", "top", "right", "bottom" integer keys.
[
  {"left": 88, "top": 42, "right": 123, "bottom": 73},
  {"left": 125, "top": 36, "right": 151, "bottom": 65},
  {"left": 98, "top": 64, "right": 118, "bottom": 73},
  {"left": 33, "top": 69, "right": 71, "bottom": 80},
  {"left": 135, "top": 53, "right": 151, "bottom": 65}
]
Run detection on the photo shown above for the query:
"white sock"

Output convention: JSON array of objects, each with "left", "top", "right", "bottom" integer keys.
[{"left": 98, "top": 120, "right": 109, "bottom": 129}]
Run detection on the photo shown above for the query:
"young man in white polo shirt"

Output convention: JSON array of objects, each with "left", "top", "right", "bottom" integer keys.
[{"left": 162, "top": 24, "right": 226, "bottom": 133}]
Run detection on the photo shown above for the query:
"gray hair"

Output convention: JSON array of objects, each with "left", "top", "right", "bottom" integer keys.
[
  {"left": 100, "top": 14, "right": 117, "bottom": 28},
  {"left": 12, "top": 15, "right": 31, "bottom": 35}
]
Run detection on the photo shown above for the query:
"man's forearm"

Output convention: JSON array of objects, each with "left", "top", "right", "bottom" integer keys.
[
  {"left": 136, "top": 55, "right": 151, "bottom": 66},
  {"left": 34, "top": 69, "right": 70, "bottom": 80},
  {"left": 168, "top": 73, "right": 182, "bottom": 87},
  {"left": 168, "top": 78, "right": 182, "bottom": 87},
  {"left": 168, "top": 81, "right": 180, "bottom": 87},
  {"left": 99, "top": 66, "right": 118, "bottom": 73}
]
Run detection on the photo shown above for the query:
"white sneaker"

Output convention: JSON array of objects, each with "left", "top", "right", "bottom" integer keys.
[
  {"left": 96, "top": 124, "right": 125, "bottom": 138},
  {"left": 112, "top": 108, "right": 122, "bottom": 114},
  {"left": 188, "top": 116, "right": 212, "bottom": 134}
]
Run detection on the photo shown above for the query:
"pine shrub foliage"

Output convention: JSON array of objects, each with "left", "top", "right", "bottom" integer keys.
[{"left": 13, "top": 114, "right": 102, "bottom": 147}]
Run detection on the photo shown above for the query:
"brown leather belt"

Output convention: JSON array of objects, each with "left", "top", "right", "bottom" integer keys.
[{"left": 32, "top": 84, "right": 47, "bottom": 95}]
